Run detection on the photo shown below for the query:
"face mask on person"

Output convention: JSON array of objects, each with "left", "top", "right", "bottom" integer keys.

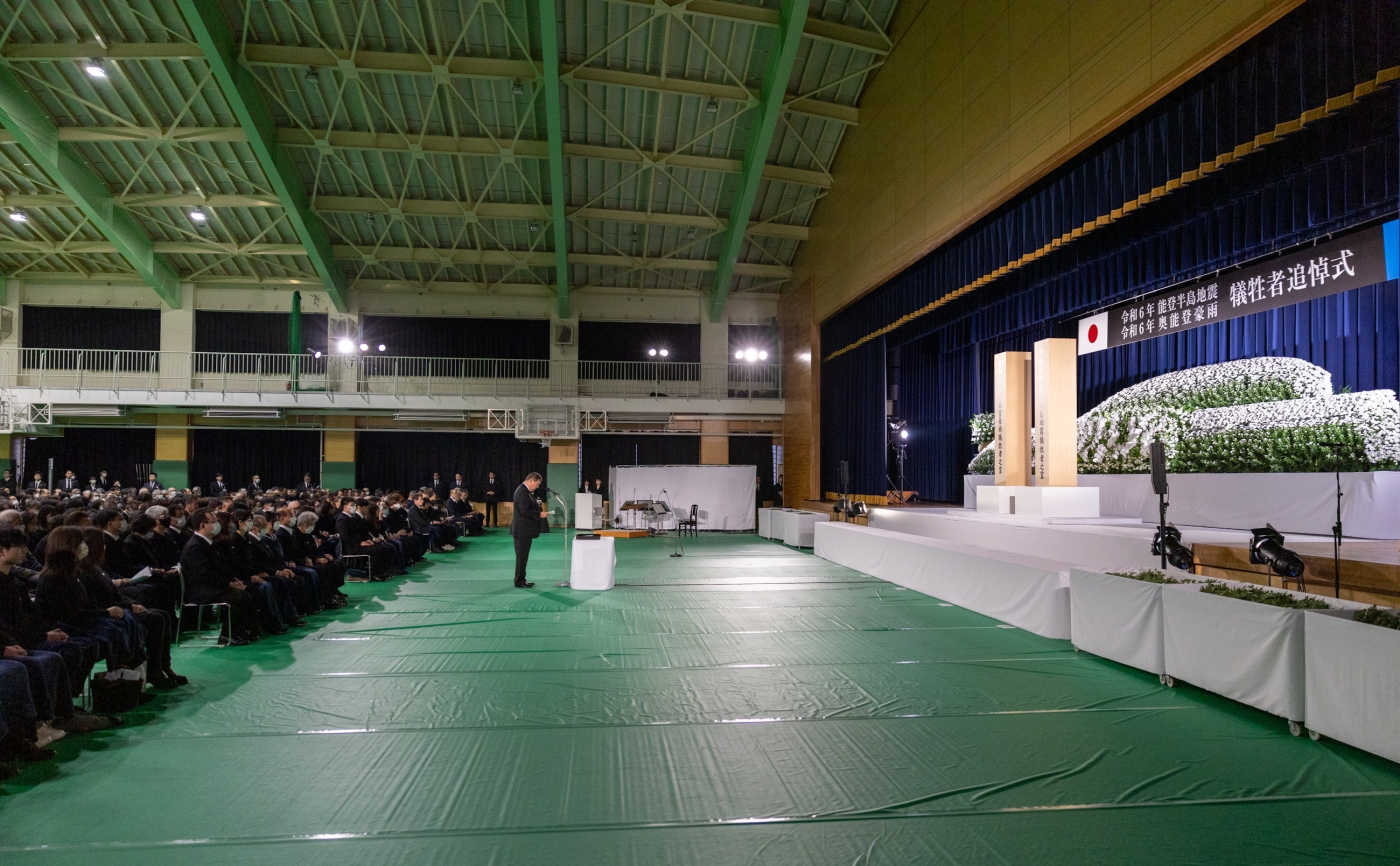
[
  {"left": 119, "top": 520, "right": 129, "bottom": 533},
  {"left": 300, "top": 524, "right": 314, "bottom": 534},
  {"left": 174, "top": 517, "right": 186, "bottom": 529},
  {"left": 209, "top": 521, "right": 222, "bottom": 536},
  {"left": 77, "top": 542, "right": 89, "bottom": 560}
]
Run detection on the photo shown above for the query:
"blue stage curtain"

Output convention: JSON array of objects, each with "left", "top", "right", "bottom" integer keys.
[
  {"left": 822, "top": 0, "right": 1400, "bottom": 502},
  {"left": 820, "top": 336, "right": 887, "bottom": 495}
]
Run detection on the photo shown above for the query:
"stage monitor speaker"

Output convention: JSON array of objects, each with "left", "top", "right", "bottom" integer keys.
[
  {"left": 838, "top": 460, "right": 850, "bottom": 492},
  {"left": 1149, "top": 440, "right": 1168, "bottom": 495}
]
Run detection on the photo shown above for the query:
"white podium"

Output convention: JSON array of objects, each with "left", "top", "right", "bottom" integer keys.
[
  {"left": 570, "top": 536, "right": 616, "bottom": 590},
  {"left": 575, "top": 493, "right": 604, "bottom": 530}
]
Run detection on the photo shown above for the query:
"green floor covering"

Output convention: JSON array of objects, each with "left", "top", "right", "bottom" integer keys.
[{"left": 2, "top": 531, "right": 1399, "bottom": 864}]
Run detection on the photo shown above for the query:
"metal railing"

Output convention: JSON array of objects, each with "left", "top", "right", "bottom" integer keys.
[{"left": 1, "top": 348, "right": 781, "bottom": 401}]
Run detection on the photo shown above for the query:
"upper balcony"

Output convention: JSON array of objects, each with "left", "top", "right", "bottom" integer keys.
[{"left": 0, "top": 348, "right": 784, "bottom": 414}]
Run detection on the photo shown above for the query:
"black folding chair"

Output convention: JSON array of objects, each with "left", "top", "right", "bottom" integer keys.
[{"left": 678, "top": 504, "right": 699, "bottom": 537}]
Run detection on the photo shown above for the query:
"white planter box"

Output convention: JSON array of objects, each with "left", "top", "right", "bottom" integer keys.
[
  {"left": 1305, "top": 609, "right": 1400, "bottom": 763},
  {"left": 1163, "top": 583, "right": 1308, "bottom": 723},
  {"left": 1069, "top": 569, "right": 1175, "bottom": 676}
]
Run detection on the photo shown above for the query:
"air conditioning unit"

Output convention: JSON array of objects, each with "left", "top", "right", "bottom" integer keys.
[{"left": 553, "top": 324, "right": 574, "bottom": 346}]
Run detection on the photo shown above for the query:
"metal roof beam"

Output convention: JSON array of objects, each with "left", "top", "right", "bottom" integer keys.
[
  {"left": 0, "top": 66, "right": 181, "bottom": 307},
  {"left": 177, "top": 0, "right": 350, "bottom": 313},
  {"left": 538, "top": 0, "right": 570, "bottom": 319},
  {"left": 610, "top": 0, "right": 890, "bottom": 55},
  {"left": 0, "top": 126, "right": 832, "bottom": 189},
  {"left": 710, "top": 0, "right": 809, "bottom": 322},
  {"left": 0, "top": 240, "right": 792, "bottom": 278}
]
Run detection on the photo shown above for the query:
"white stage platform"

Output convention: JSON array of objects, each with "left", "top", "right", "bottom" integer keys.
[
  {"left": 814, "top": 522, "right": 1072, "bottom": 639},
  {"left": 964, "top": 471, "right": 1400, "bottom": 539}
]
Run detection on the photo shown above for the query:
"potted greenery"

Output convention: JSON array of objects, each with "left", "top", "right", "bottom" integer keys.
[
  {"left": 1162, "top": 580, "right": 1341, "bottom": 735},
  {"left": 1069, "top": 568, "right": 1195, "bottom": 679},
  {"left": 1304, "top": 604, "right": 1400, "bottom": 760}
]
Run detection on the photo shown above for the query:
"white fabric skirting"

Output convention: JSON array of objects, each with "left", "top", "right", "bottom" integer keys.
[
  {"left": 1162, "top": 585, "right": 1307, "bottom": 721},
  {"left": 964, "top": 471, "right": 1400, "bottom": 539},
  {"left": 1304, "top": 610, "right": 1400, "bottom": 763},
  {"left": 612, "top": 464, "right": 756, "bottom": 531},
  {"left": 814, "top": 522, "right": 1072, "bottom": 639},
  {"left": 1068, "top": 569, "right": 1167, "bottom": 676}
]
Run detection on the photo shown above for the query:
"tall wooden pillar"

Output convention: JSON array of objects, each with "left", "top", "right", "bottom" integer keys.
[
  {"left": 993, "top": 351, "right": 1032, "bottom": 486},
  {"left": 1034, "top": 338, "right": 1079, "bottom": 487}
]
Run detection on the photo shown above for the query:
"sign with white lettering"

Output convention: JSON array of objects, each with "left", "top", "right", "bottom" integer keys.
[{"left": 1079, "top": 219, "right": 1399, "bottom": 354}]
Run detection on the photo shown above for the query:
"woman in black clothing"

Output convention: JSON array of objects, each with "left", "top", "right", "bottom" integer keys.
[
  {"left": 79, "top": 528, "right": 183, "bottom": 690},
  {"left": 33, "top": 527, "right": 146, "bottom": 670}
]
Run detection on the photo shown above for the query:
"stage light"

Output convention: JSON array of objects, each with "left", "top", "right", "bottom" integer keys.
[
  {"left": 735, "top": 350, "right": 744, "bottom": 360},
  {"left": 189, "top": 208, "right": 207, "bottom": 223},
  {"left": 899, "top": 429, "right": 909, "bottom": 440},
  {"left": 1151, "top": 524, "right": 1195, "bottom": 572},
  {"left": 659, "top": 348, "right": 668, "bottom": 357},
  {"left": 758, "top": 350, "right": 768, "bottom": 360},
  {"left": 848, "top": 501, "right": 868, "bottom": 518},
  {"left": 744, "top": 348, "right": 758, "bottom": 362},
  {"left": 832, "top": 496, "right": 848, "bottom": 515},
  {"left": 359, "top": 342, "right": 369, "bottom": 352},
  {"left": 377, "top": 344, "right": 386, "bottom": 352},
  {"left": 1250, "top": 524, "right": 1305, "bottom": 581},
  {"left": 336, "top": 337, "right": 356, "bottom": 354},
  {"left": 648, "top": 348, "right": 657, "bottom": 357},
  {"left": 84, "top": 60, "right": 107, "bottom": 79},
  {"left": 312, "top": 350, "right": 322, "bottom": 359},
  {"left": 8, "top": 210, "right": 27, "bottom": 223}
]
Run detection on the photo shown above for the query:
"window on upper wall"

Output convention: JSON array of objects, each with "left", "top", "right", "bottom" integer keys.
[{"left": 578, "top": 321, "right": 701, "bottom": 363}]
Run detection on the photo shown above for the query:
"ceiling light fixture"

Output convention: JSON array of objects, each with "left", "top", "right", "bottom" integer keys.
[
  {"left": 513, "top": 78, "right": 524, "bottom": 95},
  {"left": 378, "top": 344, "right": 386, "bottom": 352},
  {"left": 336, "top": 337, "right": 356, "bottom": 354},
  {"left": 8, "top": 209, "right": 26, "bottom": 223},
  {"left": 706, "top": 98, "right": 718, "bottom": 113},
  {"left": 359, "top": 342, "right": 369, "bottom": 352},
  {"left": 305, "top": 66, "right": 319, "bottom": 83},
  {"left": 84, "top": 60, "right": 107, "bottom": 79},
  {"left": 189, "top": 208, "right": 207, "bottom": 223},
  {"left": 529, "top": 219, "right": 540, "bottom": 232}
]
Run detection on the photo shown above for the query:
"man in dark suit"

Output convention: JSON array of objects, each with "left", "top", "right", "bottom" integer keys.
[
  {"left": 210, "top": 474, "right": 228, "bottom": 496},
  {"left": 509, "top": 472, "right": 544, "bottom": 588},
  {"left": 451, "top": 473, "right": 466, "bottom": 491},
  {"left": 143, "top": 473, "right": 161, "bottom": 492},
  {"left": 429, "top": 472, "right": 444, "bottom": 497},
  {"left": 248, "top": 475, "right": 264, "bottom": 495},
  {"left": 483, "top": 471, "right": 501, "bottom": 527},
  {"left": 179, "top": 508, "right": 258, "bottom": 645},
  {"left": 296, "top": 474, "right": 317, "bottom": 494},
  {"left": 25, "top": 472, "right": 43, "bottom": 492},
  {"left": 85, "top": 477, "right": 101, "bottom": 494},
  {"left": 58, "top": 471, "right": 77, "bottom": 491},
  {"left": 96, "top": 470, "right": 111, "bottom": 490}
]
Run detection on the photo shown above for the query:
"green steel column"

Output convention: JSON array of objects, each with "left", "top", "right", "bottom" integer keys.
[
  {"left": 537, "top": 0, "right": 570, "bottom": 319},
  {"left": 0, "top": 68, "right": 181, "bottom": 308},
  {"left": 179, "top": 0, "right": 351, "bottom": 313},
  {"left": 708, "top": 0, "right": 810, "bottom": 323},
  {"left": 288, "top": 289, "right": 302, "bottom": 391}
]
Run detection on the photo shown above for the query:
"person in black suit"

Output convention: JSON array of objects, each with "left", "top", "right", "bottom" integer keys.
[
  {"left": 26, "top": 473, "right": 43, "bottom": 492},
  {"left": 96, "top": 471, "right": 111, "bottom": 490},
  {"left": 179, "top": 508, "right": 258, "bottom": 645},
  {"left": 85, "top": 477, "right": 101, "bottom": 494},
  {"left": 58, "top": 471, "right": 77, "bottom": 492},
  {"left": 248, "top": 475, "right": 264, "bottom": 495},
  {"left": 451, "top": 473, "right": 466, "bottom": 491},
  {"left": 509, "top": 472, "right": 543, "bottom": 588},
  {"left": 483, "top": 471, "right": 501, "bottom": 527},
  {"left": 334, "top": 499, "right": 396, "bottom": 579},
  {"left": 0, "top": 470, "right": 13, "bottom": 493},
  {"left": 210, "top": 474, "right": 228, "bottom": 496},
  {"left": 296, "top": 474, "right": 317, "bottom": 495},
  {"left": 429, "top": 472, "right": 444, "bottom": 497},
  {"left": 143, "top": 473, "right": 161, "bottom": 492}
]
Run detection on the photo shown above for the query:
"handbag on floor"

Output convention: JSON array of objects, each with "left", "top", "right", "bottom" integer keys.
[{"left": 91, "top": 669, "right": 145, "bottom": 713}]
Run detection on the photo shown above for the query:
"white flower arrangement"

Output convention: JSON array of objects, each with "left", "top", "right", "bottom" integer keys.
[
  {"left": 1179, "top": 390, "right": 1400, "bottom": 471},
  {"left": 969, "top": 413, "right": 995, "bottom": 447}
]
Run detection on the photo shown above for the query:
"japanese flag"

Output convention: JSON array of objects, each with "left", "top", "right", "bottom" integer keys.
[{"left": 1078, "top": 312, "right": 1108, "bottom": 355}]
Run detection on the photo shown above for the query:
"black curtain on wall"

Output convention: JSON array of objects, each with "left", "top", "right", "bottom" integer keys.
[
  {"left": 22, "top": 306, "right": 161, "bottom": 351},
  {"left": 578, "top": 321, "right": 701, "bottom": 362},
  {"left": 195, "top": 311, "right": 329, "bottom": 355},
  {"left": 189, "top": 429, "right": 322, "bottom": 492},
  {"left": 580, "top": 435, "right": 701, "bottom": 496},
  {"left": 356, "top": 432, "right": 547, "bottom": 496},
  {"left": 729, "top": 435, "right": 775, "bottom": 497},
  {"left": 360, "top": 316, "right": 550, "bottom": 359},
  {"left": 823, "top": 0, "right": 1400, "bottom": 502},
  {"left": 21, "top": 428, "right": 154, "bottom": 488},
  {"left": 728, "top": 323, "right": 777, "bottom": 357}
]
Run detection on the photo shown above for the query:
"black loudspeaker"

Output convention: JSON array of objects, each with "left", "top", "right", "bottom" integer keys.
[
  {"left": 838, "top": 460, "right": 850, "bottom": 492},
  {"left": 1149, "top": 440, "right": 1168, "bottom": 495}
]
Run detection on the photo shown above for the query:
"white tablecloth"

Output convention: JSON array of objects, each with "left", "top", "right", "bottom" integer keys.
[
  {"left": 814, "top": 522, "right": 1072, "bottom": 639},
  {"left": 773, "top": 510, "right": 829, "bottom": 547},
  {"left": 570, "top": 536, "right": 616, "bottom": 590},
  {"left": 1069, "top": 569, "right": 1167, "bottom": 675},
  {"left": 1305, "top": 609, "right": 1400, "bottom": 763}
]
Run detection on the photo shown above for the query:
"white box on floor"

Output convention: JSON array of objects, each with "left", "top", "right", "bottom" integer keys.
[
  {"left": 976, "top": 484, "right": 1099, "bottom": 517},
  {"left": 575, "top": 493, "right": 603, "bottom": 530},
  {"left": 570, "top": 536, "right": 616, "bottom": 590}
]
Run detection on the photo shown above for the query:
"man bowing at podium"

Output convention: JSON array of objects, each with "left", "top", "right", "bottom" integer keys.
[{"left": 509, "top": 472, "right": 543, "bottom": 589}]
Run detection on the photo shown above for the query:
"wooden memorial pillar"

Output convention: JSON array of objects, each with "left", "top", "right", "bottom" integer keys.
[
  {"left": 1034, "top": 338, "right": 1079, "bottom": 487},
  {"left": 993, "top": 351, "right": 1032, "bottom": 486}
]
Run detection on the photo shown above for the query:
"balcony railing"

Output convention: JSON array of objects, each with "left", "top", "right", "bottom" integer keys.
[{"left": 2, "top": 349, "right": 781, "bottom": 401}]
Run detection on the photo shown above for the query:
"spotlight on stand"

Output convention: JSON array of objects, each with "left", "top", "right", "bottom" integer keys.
[
  {"left": 832, "top": 495, "right": 848, "bottom": 517},
  {"left": 1250, "top": 523, "right": 1305, "bottom": 586},
  {"left": 1151, "top": 524, "right": 1195, "bottom": 572},
  {"left": 848, "top": 501, "right": 868, "bottom": 519}
]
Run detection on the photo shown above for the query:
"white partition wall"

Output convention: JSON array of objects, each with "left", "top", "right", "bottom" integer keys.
[{"left": 612, "top": 464, "right": 757, "bottom": 530}]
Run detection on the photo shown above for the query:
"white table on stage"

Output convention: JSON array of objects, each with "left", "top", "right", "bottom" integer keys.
[
  {"left": 575, "top": 492, "right": 603, "bottom": 530},
  {"left": 774, "top": 509, "right": 829, "bottom": 547},
  {"left": 570, "top": 536, "right": 616, "bottom": 590},
  {"left": 758, "top": 507, "right": 782, "bottom": 538}
]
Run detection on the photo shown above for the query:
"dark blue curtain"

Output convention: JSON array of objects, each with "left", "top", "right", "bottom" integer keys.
[
  {"left": 820, "top": 337, "right": 887, "bottom": 494},
  {"left": 823, "top": 0, "right": 1400, "bottom": 502},
  {"left": 360, "top": 316, "right": 550, "bottom": 360},
  {"left": 356, "top": 432, "right": 548, "bottom": 495},
  {"left": 189, "top": 429, "right": 322, "bottom": 492},
  {"left": 22, "top": 428, "right": 154, "bottom": 489}
]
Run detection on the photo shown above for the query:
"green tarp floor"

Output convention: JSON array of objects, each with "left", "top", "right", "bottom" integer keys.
[{"left": 2, "top": 531, "right": 1398, "bottom": 864}]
